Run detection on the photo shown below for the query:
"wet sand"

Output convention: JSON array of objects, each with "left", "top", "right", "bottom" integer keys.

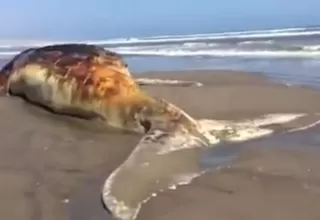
[
  {"left": 138, "top": 126, "right": 320, "bottom": 220},
  {"left": 0, "top": 69, "right": 320, "bottom": 220},
  {"left": 138, "top": 70, "right": 320, "bottom": 119}
]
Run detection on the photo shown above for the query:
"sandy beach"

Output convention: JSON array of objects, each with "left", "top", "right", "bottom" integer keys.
[{"left": 1, "top": 69, "right": 320, "bottom": 220}]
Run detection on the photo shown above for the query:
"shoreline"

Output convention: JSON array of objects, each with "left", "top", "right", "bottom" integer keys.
[
  {"left": 134, "top": 68, "right": 277, "bottom": 85},
  {"left": 135, "top": 68, "right": 320, "bottom": 91},
  {"left": 0, "top": 69, "right": 319, "bottom": 220},
  {"left": 135, "top": 69, "right": 320, "bottom": 120}
]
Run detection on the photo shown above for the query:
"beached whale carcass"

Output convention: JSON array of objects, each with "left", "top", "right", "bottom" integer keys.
[{"left": 0, "top": 43, "right": 206, "bottom": 136}]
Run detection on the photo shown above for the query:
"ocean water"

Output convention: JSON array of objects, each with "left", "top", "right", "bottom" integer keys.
[{"left": 1, "top": 26, "right": 320, "bottom": 88}]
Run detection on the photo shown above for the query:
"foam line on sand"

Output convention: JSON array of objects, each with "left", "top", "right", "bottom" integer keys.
[
  {"left": 199, "top": 113, "right": 306, "bottom": 144},
  {"left": 136, "top": 78, "right": 203, "bottom": 87}
]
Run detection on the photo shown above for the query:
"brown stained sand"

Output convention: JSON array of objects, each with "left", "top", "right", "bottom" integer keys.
[{"left": 0, "top": 70, "right": 320, "bottom": 220}]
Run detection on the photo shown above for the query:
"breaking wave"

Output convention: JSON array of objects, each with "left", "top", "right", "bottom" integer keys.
[
  {"left": 112, "top": 48, "right": 320, "bottom": 58},
  {"left": 1, "top": 26, "right": 320, "bottom": 59}
]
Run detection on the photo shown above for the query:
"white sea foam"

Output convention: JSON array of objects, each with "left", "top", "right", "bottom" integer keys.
[
  {"left": 136, "top": 78, "right": 203, "bottom": 87},
  {"left": 3, "top": 48, "right": 320, "bottom": 59},
  {"left": 113, "top": 48, "right": 320, "bottom": 58},
  {"left": 199, "top": 113, "right": 305, "bottom": 144},
  {"left": 0, "top": 51, "right": 20, "bottom": 57},
  {"left": 82, "top": 28, "right": 320, "bottom": 45},
  {"left": 303, "top": 45, "right": 320, "bottom": 51},
  {"left": 78, "top": 30, "right": 320, "bottom": 45},
  {"left": 288, "top": 118, "right": 320, "bottom": 132},
  {"left": 128, "top": 27, "right": 308, "bottom": 41},
  {"left": 238, "top": 40, "right": 274, "bottom": 45}
]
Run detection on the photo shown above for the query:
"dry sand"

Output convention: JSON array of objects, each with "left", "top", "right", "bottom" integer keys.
[{"left": 0, "top": 69, "right": 320, "bottom": 220}]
